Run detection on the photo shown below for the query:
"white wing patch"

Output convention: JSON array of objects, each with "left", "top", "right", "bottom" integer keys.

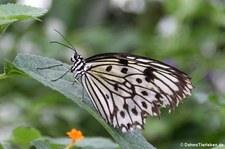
[{"left": 80, "top": 54, "right": 193, "bottom": 132}]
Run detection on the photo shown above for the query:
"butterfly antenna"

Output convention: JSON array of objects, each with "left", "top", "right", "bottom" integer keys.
[
  {"left": 52, "top": 29, "right": 77, "bottom": 53},
  {"left": 50, "top": 41, "right": 75, "bottom": 50}
]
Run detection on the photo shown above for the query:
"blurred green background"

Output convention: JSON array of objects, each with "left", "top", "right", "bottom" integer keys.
[{"left": 0, "top": 0, "right": 225, "bottom": 148}]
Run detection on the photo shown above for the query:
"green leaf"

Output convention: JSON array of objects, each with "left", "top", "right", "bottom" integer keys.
[
  {"left": 0, "top": 18, "right": 17, "bottom": 25},
  {"left": 0, "top": 3, "right": 47, "bottom": 20},
  {"left": 0, "top": 59, "right": 29, "bottom": 79},
  {"left": 0, "top": 3, "right": 47, "bottom": 35},
  {"left": 77, "top": 137, "right": 119, "bottom": 149},
  {"left": 10, "top": 127, "right": 42, "bottom": 148},
  {"left": 0, "top": 142, "right": 19, "bottom": 149},
  {"left": 49, "top": 137, "right": 119, "bottom": 149},
  {"left": 31, "top": 140, "right": 50, "bottom": 149},
  {"left": 13, "top": 53, "right": 156, "bottom": 149}
]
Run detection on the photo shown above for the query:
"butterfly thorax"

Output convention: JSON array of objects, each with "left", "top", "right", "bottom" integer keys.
[{"left": 70, "top": 53, "right": 86, "bottom": 77}]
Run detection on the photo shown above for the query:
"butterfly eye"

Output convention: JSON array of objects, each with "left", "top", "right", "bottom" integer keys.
[{"left": 71, "top": 57, "right": 74, "bottom": 62}]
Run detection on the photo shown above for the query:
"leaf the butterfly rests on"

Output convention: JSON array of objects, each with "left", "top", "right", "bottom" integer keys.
[
  {"left": 38, "top": 30, "right": 192, "bottom": 133},
  {"left": 70, "top": 52, "right": 193, "bottom": 133}
]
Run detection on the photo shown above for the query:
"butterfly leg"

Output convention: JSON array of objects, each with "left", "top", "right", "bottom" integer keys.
[
  {"left": 71, "top": 78, "right": 80, "bottom": 86},
  {"left": 51, "top": 68, "right": 72, "bottom": 82},
  {"left": 37, "top": 64, "right": 72, "bottom": 82},
  {"left": 36, "top": 64, "right": 63, "bottom": 70}
]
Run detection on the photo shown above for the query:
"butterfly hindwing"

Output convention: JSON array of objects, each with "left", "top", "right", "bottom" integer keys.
[{"left": 80, "top": 53, "right": 193, "bottom": 132}]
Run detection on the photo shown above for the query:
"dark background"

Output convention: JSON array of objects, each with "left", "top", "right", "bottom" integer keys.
[{"left": 0, "top": 0, "right": 225, "bottom": 148}]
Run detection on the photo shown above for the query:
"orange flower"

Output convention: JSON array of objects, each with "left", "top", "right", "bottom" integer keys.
[
  {"left": 66, "top": 128, "right": 84, "bottom": 149},
  {"left": 67, "top": 128, "right": 84, "bottom": 141}
]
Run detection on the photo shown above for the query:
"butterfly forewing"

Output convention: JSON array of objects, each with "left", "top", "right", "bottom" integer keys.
[{"left": 79, "top": 53, "right": 193, "bottom": 132}]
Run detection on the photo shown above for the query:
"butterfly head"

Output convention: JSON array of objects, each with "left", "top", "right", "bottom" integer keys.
[
  {"left": 71, "top": 52, "right": 78, "bottom": 62},
  {"left": 70, "top": 52, "right": 85, "bottom": 74}
]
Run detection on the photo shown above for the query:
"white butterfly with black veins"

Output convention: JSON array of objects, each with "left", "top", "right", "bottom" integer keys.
[
  {"left": 70, "top": 52, "right": 192, "bottom": 132},
  {"left": 48, "top": 32, "right": 193, "bottom": 133}
]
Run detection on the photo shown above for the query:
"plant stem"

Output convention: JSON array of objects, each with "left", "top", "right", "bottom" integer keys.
[{"left": 65, "top": 140, "right": 75, "bottom": 149}]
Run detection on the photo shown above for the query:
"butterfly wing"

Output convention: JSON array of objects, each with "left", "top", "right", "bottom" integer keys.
[{"left": 81, "top": 53, "right": 193, "bottom": 132}]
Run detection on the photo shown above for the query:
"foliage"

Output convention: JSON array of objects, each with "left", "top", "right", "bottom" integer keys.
[
  {"left": 10, "top": 53, "right": 155, "bottom": 149},
  {"left": 0, "top": 3, "right": 47, "bottom": 36},
  {"left": 0, "top": 127, "right": 119, "bottom": 149},
  {"left": 0, "top": 59, "right": 29, "bottom": 79}
]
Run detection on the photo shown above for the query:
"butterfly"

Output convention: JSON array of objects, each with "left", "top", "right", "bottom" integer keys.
[{"left": 46, "top": 31, "right": 193, "bottom": 133}]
